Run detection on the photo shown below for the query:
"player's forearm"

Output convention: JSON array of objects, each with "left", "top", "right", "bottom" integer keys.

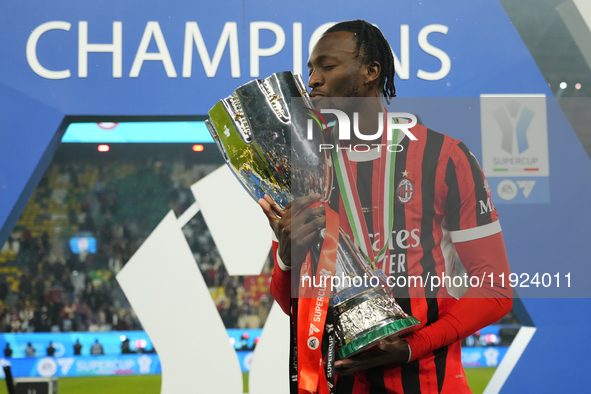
[
  {"left": 405, "top": 232, "right": 512, "bottom": 361},
  {"left": 404, "top": 296, "right": 512, "bottom": 361}
]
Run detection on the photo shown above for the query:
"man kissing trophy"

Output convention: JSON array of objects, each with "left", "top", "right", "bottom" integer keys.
[{"left": 205, "top": 71, "right": 420, "bottom": 390}]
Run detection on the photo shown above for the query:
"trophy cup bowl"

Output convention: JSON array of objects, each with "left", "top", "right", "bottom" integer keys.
[{"left": 205, "top": 71, "right": 420, "bottom": 359}]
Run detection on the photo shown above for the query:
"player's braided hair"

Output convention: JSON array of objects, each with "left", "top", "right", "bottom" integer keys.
[{"left": 325, "top": 20, "right": 396, "bottom": 103}]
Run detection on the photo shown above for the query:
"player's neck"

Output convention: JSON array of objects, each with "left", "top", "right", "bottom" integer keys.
[{"left": 348, "top": 98, "right": 386, "bottom": 146}]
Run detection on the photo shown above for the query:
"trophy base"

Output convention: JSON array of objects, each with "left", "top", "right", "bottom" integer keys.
[{"left": 336, "top": 316, "right": 421, "bottom": 360}]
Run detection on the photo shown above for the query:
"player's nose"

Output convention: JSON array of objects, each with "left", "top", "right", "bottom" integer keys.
[{"left": 308, "top": 70, "right": 323, "bottom": 89}]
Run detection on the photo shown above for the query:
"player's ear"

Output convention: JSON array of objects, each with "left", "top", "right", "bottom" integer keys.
[{"left": 364, "top": 61, "right": 381, "bottom": 87}]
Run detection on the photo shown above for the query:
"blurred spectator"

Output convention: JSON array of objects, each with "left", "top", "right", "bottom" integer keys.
[
  {"left": 25, "top": 342, "right": 35, "bottom": 357},
  {"left": 237, "top": 333, "right": 250, "bottom": 350},
  {"left": 74, "top": 339, "right": 82, "bottom": 355},
  {"left": 90, "top": 339, "right": 104, "bottom": 355},
  {"left": 4, "top": 343, "right": 12, "bottom": 358},
  {"left": 46, "top": 342, "right": 55, "bottom": 356},
  {"left": 0, "top": 278, "right": 8, "bottom": 301},
  {"left": 121, "top": 338, "right": 131, "bottom": 354}
]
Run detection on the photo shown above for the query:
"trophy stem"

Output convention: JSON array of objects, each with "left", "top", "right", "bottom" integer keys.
[{"left": 309, "top": 227, "right": 420, "bottom": 360}]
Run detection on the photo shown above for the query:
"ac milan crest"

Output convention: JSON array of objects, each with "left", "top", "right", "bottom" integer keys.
[{"left": 397, "top": 178, "right": 414, "bottom": 204}]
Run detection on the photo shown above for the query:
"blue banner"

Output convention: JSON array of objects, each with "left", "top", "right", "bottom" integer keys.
[
  {"left": 0, "top": 354, "right": 161, "bottom": 378},
  {"left": 0, "top": 328, "right": 509, "bottom": 375},
  {"left": 0, "top": 348, "right": 505, "bottom": 378},
  {"left": 61, "top": 121, "right": 213, "bottom": 143}
]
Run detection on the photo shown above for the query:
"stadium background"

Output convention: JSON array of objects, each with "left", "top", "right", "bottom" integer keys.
[{"left": 0, "top": 0, "right": 590, "bottom": 392}]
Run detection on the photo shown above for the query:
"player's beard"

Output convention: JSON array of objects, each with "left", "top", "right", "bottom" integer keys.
[
  {"left": 317, "top": 82, "right": 361, "bottom": 114},
  {"left": 343, "top": 80, "right": 360, "bottom": 98}
]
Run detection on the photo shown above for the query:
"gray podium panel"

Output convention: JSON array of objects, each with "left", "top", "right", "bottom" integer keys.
[{"left": 13, "top": 377, "right": 58, "bottom": 394}]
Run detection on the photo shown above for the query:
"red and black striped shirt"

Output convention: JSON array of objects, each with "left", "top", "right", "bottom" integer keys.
[{"left": 271, "top": 124, "right": 511, "bottom": 394}]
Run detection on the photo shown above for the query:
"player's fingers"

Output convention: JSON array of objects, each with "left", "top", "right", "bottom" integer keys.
[
  {"left": 334, "top": 359, "right": 353, "bottom": 368},
  {"left": 306, "top": 205, "right": 325, "bottom": 217},
  {"left": 297, "top": 232, "right": 318, "bottom": 249},
  {"left": 334, "top": 357, "right": 365, "bottom": 376},
  {"left": 294, "top": 206, "right": 325, "bottom": 225},
  {"left": 380, "top": 333, "right": 400, "bottom": 343},
  {"left": 297, "top": 220, "right": 325, "bottom": 248},
  {"left": 258, "top": 198, "right": 280, "bottom": 227},
  {"left": 264, "top": 194, "right": 285, "bottom": 217},
  {"left": 377, "top": 340, "right": 396, "bottom": 352},
  {"left": 291, "top": 194, "right": 322, "bottom": 214},
  {"left": 299, "top": 215, "right": 326, "bottom": 236},
  {"left": 376, "top": 335, "right": 402, "bottom": 352}
]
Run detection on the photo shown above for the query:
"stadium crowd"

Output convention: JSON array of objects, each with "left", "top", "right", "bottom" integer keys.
[{"left": 0, "top": 147, "right": 272, "bottom": 334}]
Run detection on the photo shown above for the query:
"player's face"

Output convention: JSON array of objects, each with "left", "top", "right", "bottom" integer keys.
[{"left": 307, "top": 31, "right": 368, "bottom": 101}]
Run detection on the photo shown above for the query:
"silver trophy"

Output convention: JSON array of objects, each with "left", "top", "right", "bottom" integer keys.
[{"left": 205, "top": 71, "right": 419, "bottom": 359}]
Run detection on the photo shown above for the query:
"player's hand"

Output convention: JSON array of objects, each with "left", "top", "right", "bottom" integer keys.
[
  {"left": 258, "top": 194, "right": 325, "bottom": 269},
  {"left": 334, "top": 335, "right": 410, "bottom": 375}
]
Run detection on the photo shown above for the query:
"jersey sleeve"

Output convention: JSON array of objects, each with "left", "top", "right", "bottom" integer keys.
[
  {"left": 405, "top": 232, "right": 512, "bottom": 361},
  {"left": 404, "top": 142, "right": 513, "bottom": 361},
  {"left": 270, "top": 238, "right": 292, "bottom": 315},
  {"left": 444, "top": 142, "right": 501, "bottom": 243}
]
